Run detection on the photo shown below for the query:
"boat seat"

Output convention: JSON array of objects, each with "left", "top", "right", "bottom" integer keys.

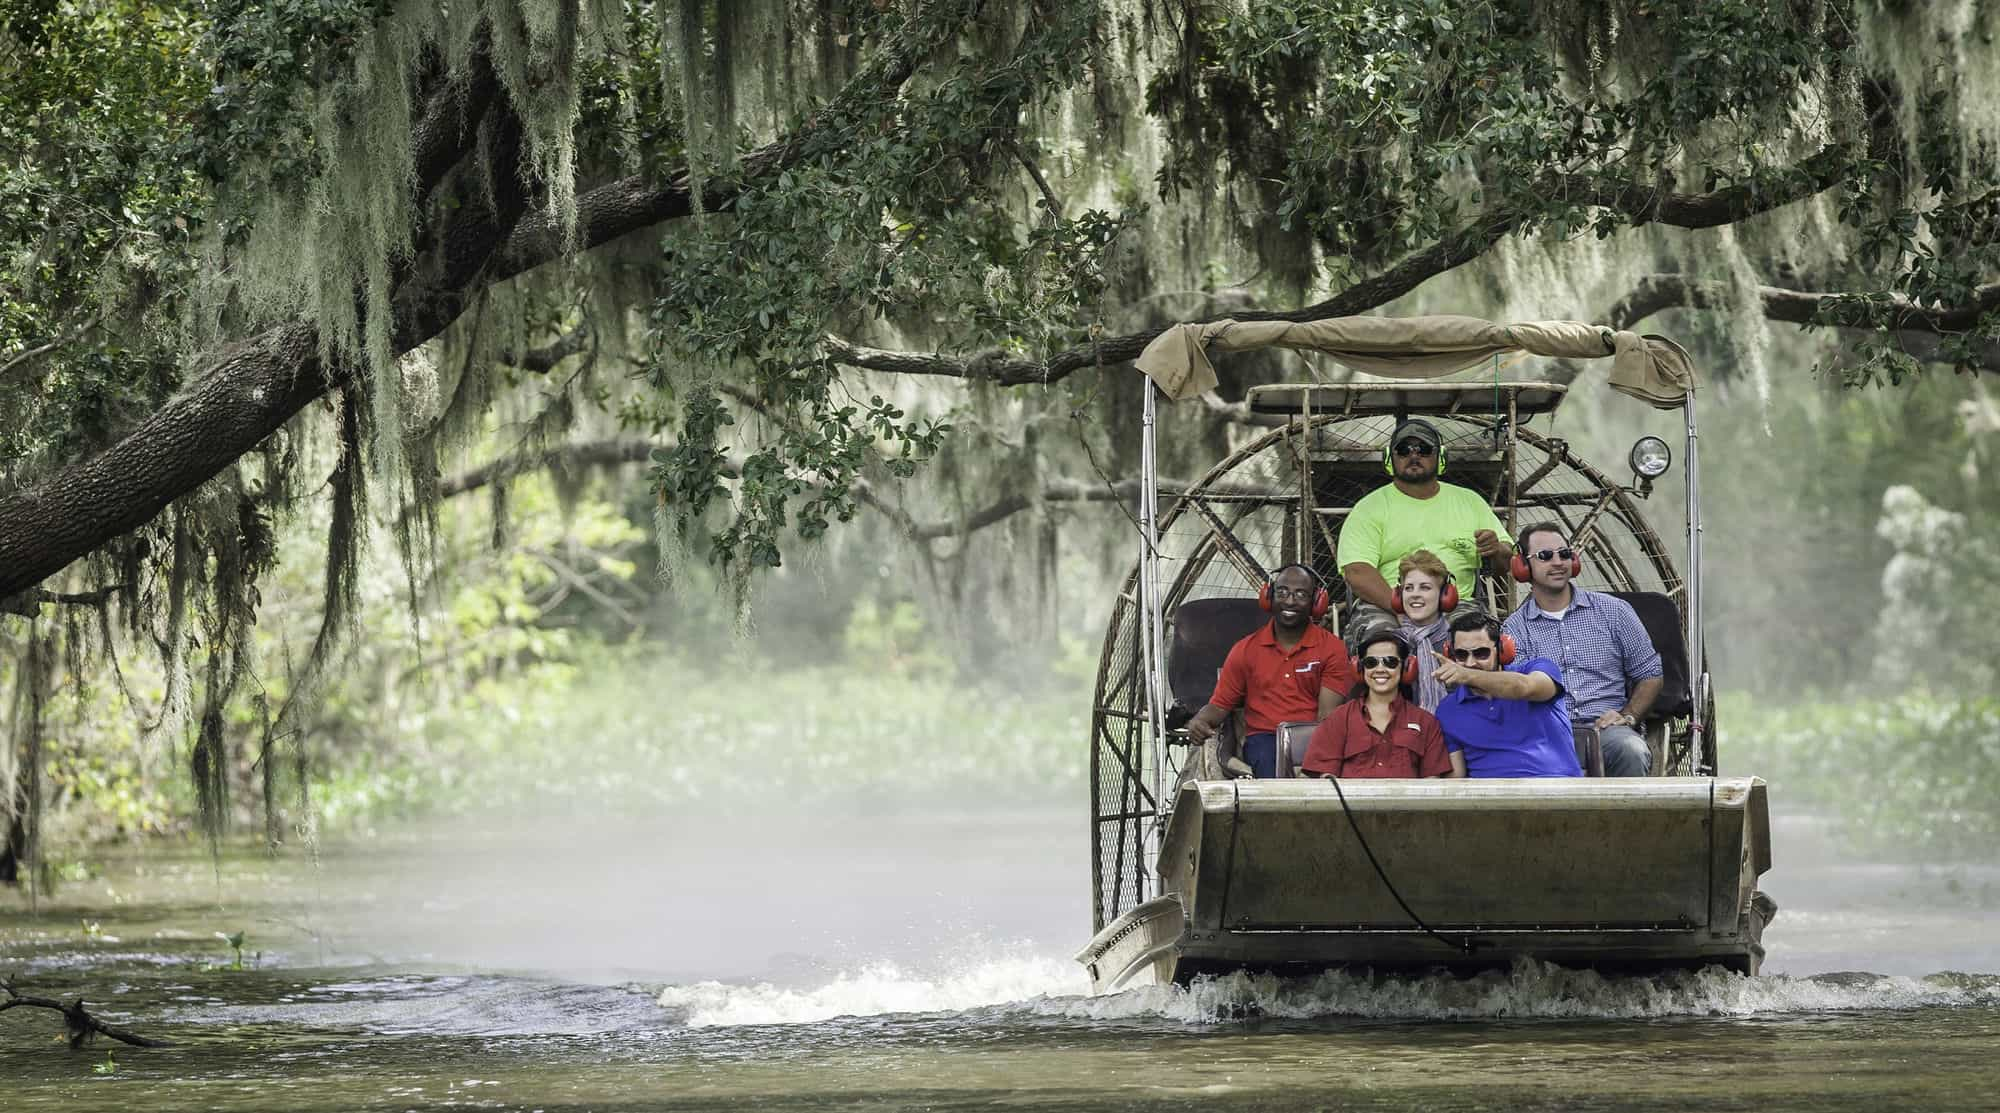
[
  {"left": 1572, "top": 724, "right": 1607, "bottom": 777},
  {"left": 1603, "top": 590, "right": 1692, "bottom": 721},
  {"left": 1165, "top": 598, "right": 1271, "bottom": 775},
  {"left": 1274, "top": 720, "right": 1319, "bottom": 778},
  {"left": 1166, "top": 597, "right": 1272, "bottom": 715}
]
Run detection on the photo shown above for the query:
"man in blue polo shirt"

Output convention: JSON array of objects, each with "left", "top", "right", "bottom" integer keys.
[
  {"left": 1502, "top": 522, "right": 1664, "bottom": 777},
  {"left": 1431, "top": 610, "right": 1581, "bottom": 778}
]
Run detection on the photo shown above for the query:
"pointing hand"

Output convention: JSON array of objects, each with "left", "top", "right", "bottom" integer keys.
[{"left": 1432, "top": 650, "right": 1473, "bottom": 688}]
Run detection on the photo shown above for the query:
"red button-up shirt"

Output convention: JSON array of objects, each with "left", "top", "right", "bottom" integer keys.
[
  {"left": 1300, "top": 696, "right": 1452, "bottom": 778},
  {"left": 1208, "top": 622, "right": 1357, "bottom": 733}
]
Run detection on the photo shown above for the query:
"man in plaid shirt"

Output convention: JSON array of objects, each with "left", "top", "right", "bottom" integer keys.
[{"left": 1502, "top": 523, "right": 1664, "bottom": 777}]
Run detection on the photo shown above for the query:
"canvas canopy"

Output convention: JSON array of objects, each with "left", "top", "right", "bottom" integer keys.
[{"left": 1134, "top": 315, "right": 1697, "bottom": 409}]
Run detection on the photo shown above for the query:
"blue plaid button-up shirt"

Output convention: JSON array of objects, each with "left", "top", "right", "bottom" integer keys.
[{"left": 1502, "top": 588, "right": 1662, "bottom": 719}]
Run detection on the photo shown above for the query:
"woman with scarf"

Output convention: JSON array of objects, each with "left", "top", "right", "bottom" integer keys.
[{"left": 1390, "top": 549, "right": 1454, "bottom": 711}]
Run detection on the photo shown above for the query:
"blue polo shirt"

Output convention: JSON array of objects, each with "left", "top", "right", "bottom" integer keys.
[{"left": 1434, "top": 657, "right": 1581, "bottom": 778}]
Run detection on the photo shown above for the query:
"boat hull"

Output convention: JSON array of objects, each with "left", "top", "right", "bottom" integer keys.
[{"left": 1078, "top": 777, "right": 1774, "bottom": 993}]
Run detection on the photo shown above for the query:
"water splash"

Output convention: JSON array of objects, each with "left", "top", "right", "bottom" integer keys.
[
  {"left": 657, "top": 955, "right": 1087, "bottom": 1028},
  {"left": 660, "top": 956, "right": 2000, "bottom": 1028}
]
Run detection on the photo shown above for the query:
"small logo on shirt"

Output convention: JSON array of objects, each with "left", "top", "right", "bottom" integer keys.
[
  {"left": 1295, "top": 662, "right": 1320, "bottom": 674},
  {"left": 1407, "top": 723, "right": 1421, "bottom": 732}
]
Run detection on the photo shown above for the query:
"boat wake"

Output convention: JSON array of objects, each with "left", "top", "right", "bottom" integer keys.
[
  {"left": 659, "top": 957, "right": 2000, "bottom": 1027},
  {"left": 657, "top": 954, "right": 1088, "bottom": 1027}
]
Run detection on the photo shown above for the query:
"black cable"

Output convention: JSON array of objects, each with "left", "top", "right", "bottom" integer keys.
[{"left": 1323, "top": 774, "right": 1478, "bottom": 956}]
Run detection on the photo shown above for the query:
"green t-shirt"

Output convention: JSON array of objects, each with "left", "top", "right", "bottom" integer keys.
[{"left": 1336, "top": 481, "right": 1505, "bottom": 599}]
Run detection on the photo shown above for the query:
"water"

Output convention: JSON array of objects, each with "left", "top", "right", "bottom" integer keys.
[{"left": 4, "top": 810, "right": 1998, "bottom": 1111}]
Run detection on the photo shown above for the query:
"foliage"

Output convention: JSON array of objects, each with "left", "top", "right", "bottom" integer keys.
[
  {"left": 1692, "top": 369, "right": 2000, "bottom": 695},
  {"left": 1722, "top": 691, "right": 2000, "bottom": 859},
  {"left": 309, "top": 645, "right": 1089, "bottom": 826},
  {"left": 11, "top": 0, "right": 2000, "bottom": 871},
  {"left": 1155, "top": 1, "right": 1834, "bottom": 276},
  {"left": 0, "top": 0, "right": 209, "bottom": 472}
]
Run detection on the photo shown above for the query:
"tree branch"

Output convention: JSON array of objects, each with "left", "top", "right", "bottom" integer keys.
[
  {"left": 1, "top": 983, "right": 169, "bottom": 1048},
  {"left": 491, "top": 2, "right": 953, "bottom": 283},
  {"left": 826, "top": 147, "right": 1858, "bottom": 387},
  {"left": 900, "top": 477, "right": 1282, "bottom": 540},
  {"left": 435, "top": 437, "right": 656, "bottom": 501},
  {"left": 1604, "top": 272, "right": 2000, "bottom": 367},
  {"left": 0, "top": 583, "right": 131, "bottom": 618},
  {"left": 904, "top": 477, "right": 1134, "bottom": 539},
  {"left": 0, "top": 8, "right": 955, "bottom": 602},
  {"left": 1006, "top": 139, "right": 1064, "bottom": 220},
  {"left": 498, "top": 328, "right": 590, "bottom": 373},
  {"left": 0, "top": 312, "right": 106, "bottom": 388},
  {"left": 520, "top": 544, "right": 644, "bottom": 629},
  {"left": 1558, "top": 145, "right": 1857, "bottom": 230}
]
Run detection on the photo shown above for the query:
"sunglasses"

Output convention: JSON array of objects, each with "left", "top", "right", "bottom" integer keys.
[
  {"left": 1449, "top": 646, "right": 1496, "bottom": 662},
  {"left": 1393, "top": 440, "right": 1437, "bottom": 457},
  {"left": 1358, "top": 654, "right": 1404, "bottom": 670},
  {"left": 1529, "top": 547, "right": 1576, "bottom": 563}
]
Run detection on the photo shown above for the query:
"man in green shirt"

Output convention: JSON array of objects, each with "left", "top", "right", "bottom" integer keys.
[{"left": 1338, "top": 418, "right": 1513, "bottom": 639}]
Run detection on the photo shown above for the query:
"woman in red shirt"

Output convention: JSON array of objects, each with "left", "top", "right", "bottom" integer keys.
[{"left": 1301, "top": 629, "right": 1463, "bottom": 779}]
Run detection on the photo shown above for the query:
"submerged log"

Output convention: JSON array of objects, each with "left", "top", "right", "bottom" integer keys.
[{"left": 0, "top": 983, "right": 170, "bottom": 1048}]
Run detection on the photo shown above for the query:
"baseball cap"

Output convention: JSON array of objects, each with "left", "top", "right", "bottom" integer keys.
[{"left": 1390, "top": 418, "right": 1442, "bottom": 448}]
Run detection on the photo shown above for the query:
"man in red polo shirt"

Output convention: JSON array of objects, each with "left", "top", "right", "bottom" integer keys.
[{"left": 1184, "top": 565, "right": 1358, "bottom": 777}]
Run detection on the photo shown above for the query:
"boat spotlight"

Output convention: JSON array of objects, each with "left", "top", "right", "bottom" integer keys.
[{"left": 1629, "top": 436, "right": 1672, "bottom": 480}]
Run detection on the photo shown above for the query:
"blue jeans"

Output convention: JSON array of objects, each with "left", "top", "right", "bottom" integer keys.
[{"left": 1242, "top": 732, "right": 1280, "bottom": 779}]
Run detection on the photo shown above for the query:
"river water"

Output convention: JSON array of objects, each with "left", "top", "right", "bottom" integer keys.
[{"left": 3, "top": 807, "right": 1997, "bottom": 1111}]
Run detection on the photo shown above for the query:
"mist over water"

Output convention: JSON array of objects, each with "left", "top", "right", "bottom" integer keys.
[
  {"left": 8, "top": 772, "right": 1999, "bottom": 1111},
  {"left": 275, "top": 792, "right": 2000, "bottom": 1033}
]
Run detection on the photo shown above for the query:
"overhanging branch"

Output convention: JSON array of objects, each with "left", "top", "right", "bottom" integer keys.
[
  {"left": 0, "top": 7, "right": 957, "bottom": 602},
  {"left": 1605, "top": 272, "right": 2000, "bottom": 367},
  {"left": 0, "top": 583, "right": 131, "bottom": 617},
  {"left": 498, "top": 328, "right": 591, "bottom": 374},
  {"left": 435, "top": 437, "right": 657, "bottom": 500},
  {"left": 826, "top": 147, "right": 1858, "bottom": 387}
]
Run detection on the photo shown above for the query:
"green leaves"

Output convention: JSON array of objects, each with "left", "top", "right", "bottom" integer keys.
[{"left": 640, "top": 2, "right": 1104, "bottom": 577}]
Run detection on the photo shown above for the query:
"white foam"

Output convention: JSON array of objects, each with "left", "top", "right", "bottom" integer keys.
[
  {"left": 657, "top": 955, "right": 1089, "bottom": 1027},
  {"left": 659, "top": 957, "right": 2000, "bottom": 1028},
  {"left": 1045, "top": 961, "right": 2000, "bottom": 1023}
]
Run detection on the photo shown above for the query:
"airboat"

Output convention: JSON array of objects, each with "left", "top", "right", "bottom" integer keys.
[{"left": 1076, "top": 316, "right": 1774, "bottom": 992}]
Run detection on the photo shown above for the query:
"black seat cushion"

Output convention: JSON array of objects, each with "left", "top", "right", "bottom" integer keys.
[
  {"left": 1167, "top": 597, "right": 1272, "bottom": 713},
  {"left": 1603, "top": 590, "right": 1692, "bottom": 720}
]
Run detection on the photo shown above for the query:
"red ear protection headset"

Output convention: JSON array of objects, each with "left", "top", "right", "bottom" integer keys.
[
  {"left": 1509, "top": 530, "right": 1584, "bottom": 583},
  {"left": 1259, "top": 564, "right": 1330, "bottom": 619},
  {"left": 1391, "top": 578, "right": 1459, "bottom": 614}
]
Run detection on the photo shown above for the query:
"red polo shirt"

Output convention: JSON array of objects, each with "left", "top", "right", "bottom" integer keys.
[
  {"left": 1301, "top": 696, "right": 1452, "bottom": 778},
  {"left": 1208, "top": 622, "right": 1356, "bottom": 733}
]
